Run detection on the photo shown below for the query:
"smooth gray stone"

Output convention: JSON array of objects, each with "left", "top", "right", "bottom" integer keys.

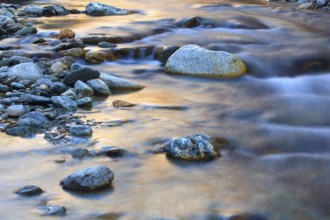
[
  {"left": 86, "top": 79, "right": 111, "bottom": 96},
  {"left": 51, "top": 96, "right": 77, "bottom": 111}
]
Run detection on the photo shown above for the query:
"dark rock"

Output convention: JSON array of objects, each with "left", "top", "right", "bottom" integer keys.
[
  {"left": 61, "top": 89, "right": 77, "bottom": 100},
  {"left": 85, "top": 2, "right": 130, "bottom": 16},
  {"left": 176, "top": 16, "right": 202, "bottom": 28},
  {"left": 69, "top": 125, "right": 92, "bottom": 137},
  {"left": 43, "top": 5, "right": 69, "bottom": 16},
  {"left": 29, "top": 90, "right": 51, "bottom": 98},
  {"left": 16, "top": 185, "right": 43, "bottom": 196},
  {"left": 51, "top": 96, "right": 77, "bottom": 111},
  {"left": 98, "top": 41, "right": 117, "bottom": 48},
  {"left": 163, "top": 134, "right": 221, "bottom": 160},
  {"left": 50, "top": 82, "right": 68, "bottom": 94},
  {"left": 76, "top": 97, "right": 93, "bottom": 108},
  {"left": 113, "top": 100, "right": 135, "bottom": 107},
  {"left": 60, "top": 166, "right": 114, "bottom": 191},
  {"left": 5, "top": 125, "right": 38, "bottom": 137},
  {"left": 71, "top": 148, "right": 89, "bottom": 159},
  {"left": 14, "top": 26, "right": 37, "bottom": 37},
  {"left": 20, "top": 94, "right": 51, "bottom": 105},
  {"left": 63, "top": 67, "right": 100, "bottom": 85},
  {"left": 86, "top": 79, "right": 111, "bottom": 96},
  {"left": 32, "top": 38, "right": 46, "bottom": 44},
  {"left": 69, "top": 9, "right": 81, "bottom": 14},
  {"left": 154, "top": 46, "right": 180, "bottom": 64},
  {"left": 228, "top": 214, "right": 268, "bottom": 220},
  {"left": 10, "top": 82, "right": 25, "bottom": 90},
  {"left": 6, "top": 105, "right": 27, "bottom": 117},
  {"left": 0, "top": 84, "right": 9, "bottom": 93}
]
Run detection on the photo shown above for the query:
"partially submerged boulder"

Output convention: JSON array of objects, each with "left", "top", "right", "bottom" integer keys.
[
  {"left": 164, "top": 44, "right": 247, "bottom": 78},
  {"left": 85, "top": 2, "right": 130, "bottom": 16}
]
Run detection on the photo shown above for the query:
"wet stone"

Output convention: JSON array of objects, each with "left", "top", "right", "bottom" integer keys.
[
  {"left": 16, "top": 185, "right": 43, "bottom": 196},
  {"left": 71, "top": 148, "right": 89, "bottom": 159},
  {"left": 113, "top": 100, "right": 135, "bottom": 107},
  {"left": 10, "top": 82, "right": 25, "bottom": 90},
  {"left": 50, "top": 82, "right": 68, "bottom": 94},
  {"left": 69, "top": 125, "right": 93, "bottom": 137},
  {"left": 41, "top": 205, "right": 66, "bottom": 216},
  {"left": 74, "top": 80, "right": 94, "bottom": 97},
  {"left": 98, "top": 41, "right": 117, "bottom": 48},
  {"left": 86, "top": 79, "right": 111, "bottom": 96},
  {"left": 76, "top": 97, "right": 93, "bottom": 108},
  {"left": 85, "top": 51, "right": 106, "bottom": 64},
  {"left": 6, "top": 105, "right": 27, "bottom": 117},
  {"left": 51, "top": 96, "right": 77, "bottom": 111},
  {"left": 60, "top": 166, "right": 114, "bottom": 191},
  {"left": 20, "top": 94, "right": 51, "bottom": 105},
  {"left": 55, "top": 28, "right": 75, "bottom": 39},
  {"left": 63, "top": 67, "right": 100, "bottom": 85},
  {"left": 85, "top": 2, "right": 130, "bottom": 16}
]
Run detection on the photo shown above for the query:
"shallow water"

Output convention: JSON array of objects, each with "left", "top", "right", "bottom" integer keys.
[{"left": 1, "top": 0, "right": 330, "bottom": 219}]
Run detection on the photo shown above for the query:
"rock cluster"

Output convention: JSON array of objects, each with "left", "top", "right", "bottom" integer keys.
[{"left": 296, "top": 0, "right": 330, "bottom": 10}]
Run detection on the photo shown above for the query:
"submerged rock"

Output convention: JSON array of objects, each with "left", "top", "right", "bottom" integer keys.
[
  {"left": 164, "top": 44, "right": 247, "bottom": 78},
  {"left": 113, "top": 100, "right": 135, "bottom": 107},
  {"left": 60, "top": 166, "right": 114, "bottom": 191},
  {"left": 85, "top": 2, "right": 130, "bottom": 16},
  {"left": 16, "top": 185, "right": 43, "bottom": 196},
  {"left": 162, "top": 134, "right": 221, "bottom": 160},
  {"left": 8, "top": 63, "right": 43, "bottom": 81},
  {"left": 100, "top": 73, "right": 144, "bottom": 91},
  {"left": 69, "top": 125, "right": 93, "bottom": 137}
]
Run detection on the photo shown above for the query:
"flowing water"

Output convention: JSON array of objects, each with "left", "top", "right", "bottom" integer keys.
[{"left": 1, "top": 0, "right": 330, "bottom": 219}]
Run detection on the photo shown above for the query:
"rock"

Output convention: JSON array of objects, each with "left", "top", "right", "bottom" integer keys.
[
  {"left": 5, "top": 125, "right": 38, "bottom": 137},
  {"left": 0, "top": 104, "right": 4, "bottom": 112},
  {"left": 228, "top": 214, "right": 268, "bottom": 220},
  {"left": 0, "top": 84, "right": 9, "bottom": 93},
  {"left": 34, "top": 78, "right": 54, "bottom": 88},
  {"left": 154, "top": 46, "right": 180, "bottom": 64},
  {"left": 0, "top": 56, "right": 33, "bottom": 66},
  {"left": 49, "top": 62, "right": 67, "bottom": 75},
  {"left": 60, "top": 166, "right": 114, "bottom": 191},
  {"left": 50, "top": 82, "right": 68, "bottom": 94},
  {"left": 16, "top": 185, "right": 43, "bottom": 196},
  {"left": 69, "top": 9, "right": 81, "bottom": 14},
  {"left": 86, "top": 79, "right": 111, "bottom": 96},
  {"left": 101, "top": 146, "right": 125, "bottom": 157},
  {"left": 58, "top": 48, "right": 84, "bottom": 57},
  {"left": 176, "top": 16, "right": 202, "bottom": 28},
  {"left": 51, "top": 96, "right": 77, "bottom": 111},
  {"left": 74, "top": 80, "right": 94, "bottom": 97},
  {"left": 35, "top": 84, "right": 50, "bottom": 92},
  {"left": 0, "top": 15, "right": 15, "bottom": 27},
  {"left": 69, "top": 125, "right": 93, "bottom": 137},
  {"left": 113, "top": 100, "right": 135, "bottom": 107},
  {"left": 55, "top": 29, "right": 75, "bottom": 39},
  {"left": 85, "top": 2, "right": 130, "bottom": 16},
  {"left": 71, "top": 148, "right": 89, "bottom": 159},
  {"left": 98, "top": 41, "right": 116, "bottom": 48},
  {"left": 298, "top": 3, "right": 314, "bottom": 9},
  {"left": 61, "top": 89, "right": 77, "bottom": 100},
  {"left": 14, "top": 27, "right": 37, "bottom": 37},
  {"left": 76, "top": 97, "right": 93, "bottom": 108},
  {"left": 20, "top": 94, "right": 51, "bottom": 105},
  {"left": 63, "top": 67, "right": 100, "bottom": 85},
  {"left": 164, "top": 44, "right": 247, "bottom": 78},
  {"left": 163, "top": 134, "right": 220, "bottom": 160},
  {"left": 43, "top": 5, "right": 69, "bottom": 16},
  {"left": 56, "top": 56, "right": 76, "bottom": 68},
  {"left": 315, "top": 0, "right": 327, "bottom": 7},
  {"left": 0, "top": 51, "right": 31, "bottom": 59},
  {"left": 6, "top": 105, "right": 27, "bottom": 117},
  {"left": 8, "top": 63, "right": 43, "bottom": 81},
  {"left": 32, "top": 38, "right": 46, "bottom": 44},
  {"left": 42, "top": 206, "right": 66, "bottom": 216},
  {"left": 85, "top": 51, "right": 106, "bottom": 64},
  {"left": 100, "top": 73, "right": 144, "bottom": 91},
  {"left": 19, "top": 111, "right": 48, "bottom": 125},
  {"left": 18, "top": 5, "right": 43, "bottom": 17},
  {"left": 11, "top": 82, "right": 25, "bottom": 90}
]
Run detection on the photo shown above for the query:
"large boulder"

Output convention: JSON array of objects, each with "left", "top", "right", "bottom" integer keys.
[
  {"left": 63, "top": 67, "right": 100, "bottom": 85},
  {"left": 60, "top": 166, "right": 114, "bottom": 191},
  {"left": 164, "top": 44, "right": 247, "bottom": 78},
  {"left": 100, "top": 73, "right": 144, "bottom": 91},
  {"left": 7, "top": 63, "right": 43, "bottom": 81},
  {"left": 162, "top": 134, "right": 220, "bottom": 160},
  {"left": 85, "top": 2, "right": 130, "bottom": 16}
]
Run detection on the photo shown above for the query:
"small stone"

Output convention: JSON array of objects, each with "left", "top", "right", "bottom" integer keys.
[
  {"left": 19, "top": 111, "right": 49, "bottom": 125},
  {"left": 60, "top": 166, "right": 114, "bottom": 191},
  {"left": 51, "top": 96, "right": 77, "bottom": 111},
  {"left": 50, "top": 82, "right": 68, "bottom": 94},
  {"left": 58, "top": 48, "right": 84, "bottom": 57},
  {"left": 86, "top": 79, "right": 111, "bottom": 96},
  {"left": 14, "top": 27, "right": 38, "bottom": 37},
  {"left": 16, "top": 185, "right": 43, "bottom": 196},
  {"left": 113, "top": 100, "right": 135, "bottom": 107},
  {"left": 55, "top": 29, "right": 75, "bottom": 39},
  {"left": 20, "top": 94, "right": 51, "bottom": 105},
  {"left": 0, "top": 84, "right": 9, "bottom": 93},
  {"left": 71, "top": 148, "right": 89, "bottom": 159},
  {"left": 85, "top": 2, "right": 130, "bottom": 16},
  {"left": 74, "top": 80, "right": 94, "bottom": 97},
  {"left": 85, "top": 51, "right": 106, "bottom": 64},
  {"left": 49, "top": 62, "right": 67, "bottom": 75},
  {"left": 10, "top": 82, "right": 25, "bottom": 90},
  {"left": 35, "top": 84, "right": 49, "bottom": 92},
  {"left": 6, "top": 105, "right": 27, "bottom": 117},
  {"left": 61, "top": 89, "right": 77, "bottom": 100},
  {"left": 43, "top": 206, "right": 66, "bottom": 216},
  {"left": 69, "top": 125, "right": 93, "bottom": 137},
  {"left": 98, "top": 41, "right": 117, "bottom": 48},
  {"left": 76, "top": 97, "right": 93, "bottom": 108}
]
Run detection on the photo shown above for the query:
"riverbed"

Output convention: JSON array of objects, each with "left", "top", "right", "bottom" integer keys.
[{"left": 1, "top": 0, "right": 330, "bottom": 219}]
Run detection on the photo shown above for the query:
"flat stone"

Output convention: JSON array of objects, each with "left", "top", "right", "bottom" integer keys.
[
  {"left": 16, "top": 185, "right": 43, "bottom": 196},
  {"left": 60, "top": 166, "right": 114, "bottom": 191},
  {"left": 86, "top": 79, "right": 111, "bottom": 96},
  {"left": 163, "top": 134, "right": 221, "bottom": 160},
  {"left": 69, "top": 125, "right": 93, "bottom": 137},
  {"left": 164, "top": 44, "right": 247, "bottom": 78},
  {"left": 98, "top": 41, "right": 117, "bottom": 48},
  {"left": 5, "top": 125, "right": 38, "bottom": 137},
  {"left": 113, "top": 100, "right": 135, "bottom": 107},
  {"left": 51, "top": 96, "right": 77, "bottom": 111},
  {"left": 63, "top": 67, "right": 100, "bottom": 85},
  {"left": 85, "top": 2, "right": 130, "bottom": 16},
  {"left": 8, "top": 63, "right": 43, "bottom": 81},
  {"left": 6, "top": 105, "right": 27, "bottom": 117},
  {"left": 100, "top": 73, "right": 144, "bottom": 91},
  {"left": 14, "top": 27, "right": 38, "bottom": 37},
  {"left": 20, "top": 94, "right": 51, "bottom": 105},
  {"left": 42, "top": 206, "right": 66, "bottom": 216}
]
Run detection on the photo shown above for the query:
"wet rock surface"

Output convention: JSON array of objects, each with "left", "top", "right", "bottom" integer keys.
[
  {"left": 85, "top": 2, "right": 130, "bottom": 16},
  {"left": 60, "top": 166, "right": 114, "bottom": 191},
  {"left": 16, "top": 185, "right": 43, "bottom": 196}
]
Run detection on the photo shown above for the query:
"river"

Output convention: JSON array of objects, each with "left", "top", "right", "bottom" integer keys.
[{"left": 0, "top": 0, "right": 330, "bottom": 219}]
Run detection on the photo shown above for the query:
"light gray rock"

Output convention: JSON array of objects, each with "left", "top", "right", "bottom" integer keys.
[
  {"left": 163, "top": 134, "right": 220, "bottom": 160},
  {"left": 74, "top": 80, "right": 94, "bottom": 97},
  {"left": 19, "top": 111, "right": 48, "bottom": 125},
  {"left": 0, "top": 15, "right": 15, "bottom": 27},
  {"left": 11, "top": 82, "right": 25, "bottom": 90},
  {"left": 69, "top": 125, "right": 93, "bottom": 137},
  {"left": 85, "top": 2, "right": 130, "bottom": 16},
  {"left": 18, "top": 5, "right": 43, "bottom": 17},
  {"left": 49, "top": 62, "right": 67, "bottom": 75},
  {"left": 6, "top": 105, "right": 27, "bottom": 117},
  {"left": 14, "top": 26, "right": 37, "bottom": 37},
  {"left": 60, "top": 166, "right": 114, "bottom": 191},
  {"left": 51, "top": 96, "right": 77, "bottom": 111},
  {"left": 61, "top": 89, "right": 77, "bottom": 100},
  {"left": 71, "top": 148, "right": 89, "bottom": 158},
  {"left": 100, "top": 73, "right": 144, "bottom": 91},
  {"left": 86, "top": 79, "right": 111, "bottom": 96},
  {"left": 0, "top": 51, "right": 31, "bottom": 59},
  {"left": 8, "top": 63, "right": 43, "bottom": 81},
  {"left": 0, "top": 84, "right": 9, "bottom": 93},
  {"left": 98, "top": 41, "right": 116, "bottom": 48},
  {"left": 42, "top": 206, "right": 66, "bottom": 216},
  {"left": 164, "top": 44, "right": 247, "bottom": 78}
]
